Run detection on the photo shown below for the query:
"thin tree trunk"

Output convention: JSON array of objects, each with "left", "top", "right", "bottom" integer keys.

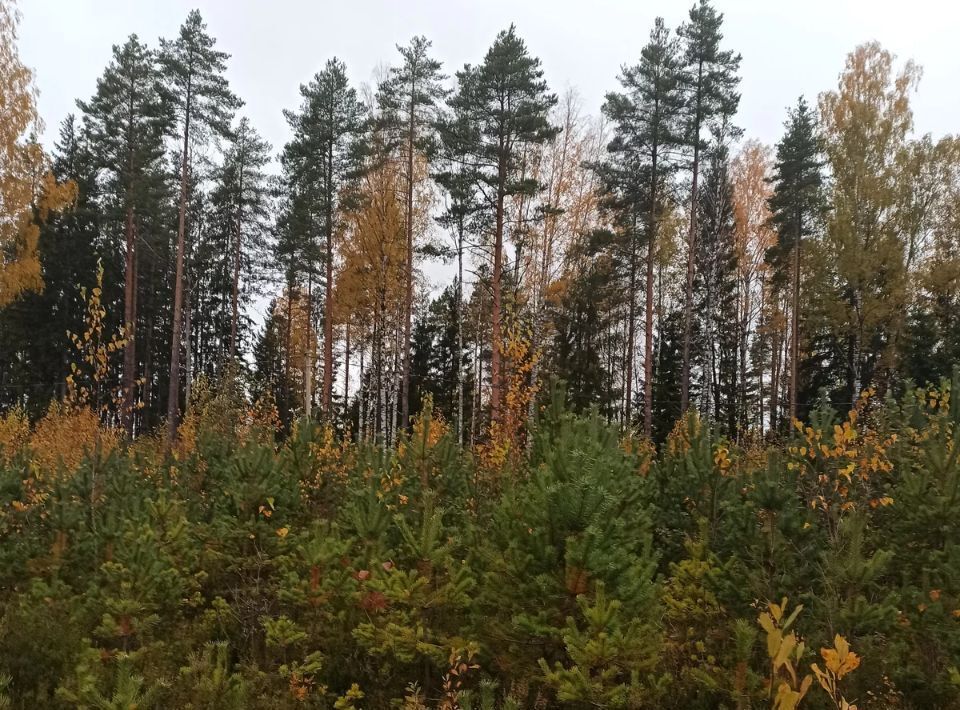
[
  {"left": 323, "top": 138, "right": 335, "bottom": 417},
  {"left": 789, "top": 212, "right": 801, "bottom": 424},
  {"left": 472, "top": 290, "right": 483, "bottom": 447},
  {"left": 758, "top": 286, "right": 765, "bottom": 436},
  {"left": 391, "top": 307, "right": 401, "bottom": 443},
  {"left": 681, "top": 61, "right": 705, "bottom": 413},
  {"left": 644, "top": 135, "right": 659, "bottom": 437},
  {"left": 358, "top": 342, "right": 366, "bottom": 441},
  {"left": 344, "top": 321, "right": 350, "bottom": 426},
  {"left": 305, "top": 275, "right": 313, "bottom": 419},
  {"left": 122, "top": 206, "right": 137, "bottom": 435},
  {"left": 284, "top": 282, "right": 293, "bottom": 419},
  {"left": 184, "top": 276, "right": 192, "bottom": 408},
  {"left": 625, "top": 213, "right": 638, "bottom": 428},
  {"left": 456, "top": 230, "right": 464, "bottom": 446},
  {"left": 230, "top": 146, "right": 244, "bottom": 361},
  {"left": 401, "top": 81, "right": 416, "bottom": 431},
  {"left": 121, "top": 79, "right": 138, "bottom": 436},
  {"left": 771, "top": 309, "right": 781, "bottom": 434},
  {"left": 167, "top": 72, "right": 192, "bottom": 443},
  {"left": 490, "top": 144, "right": 506, "bottom": 427}
]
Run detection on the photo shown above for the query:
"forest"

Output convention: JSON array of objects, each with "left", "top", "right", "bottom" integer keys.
[{"left": 1, "top": 0, "right": 959, "bottom": 707}]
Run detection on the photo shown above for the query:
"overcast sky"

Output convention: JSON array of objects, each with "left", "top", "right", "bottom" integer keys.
[{"left": 18, "top": 0, "right": 960, "bottom": 158}]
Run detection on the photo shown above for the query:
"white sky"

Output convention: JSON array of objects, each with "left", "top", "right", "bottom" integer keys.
[{"left": 19, "top": 0, "right": 959, "bottom": 157}]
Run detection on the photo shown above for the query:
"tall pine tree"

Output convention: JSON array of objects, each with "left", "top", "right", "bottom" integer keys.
[
  {"left": 376, "top": 36, "right": 447, "bottom": 430},
  {"left": 281, "top": 58, "right": 365, "bottom": 419},
  {"left": 160, "top": 9, "right": 240, "bottom": 441},
  {"left": 603, "top": 16, "right": 683, "bottom": 434},
  {"left": 677, "top": 0, "right": 741, "bottom": 412},
  {"left": 448, "top": 25, "right": 557, "bottom": 425}
]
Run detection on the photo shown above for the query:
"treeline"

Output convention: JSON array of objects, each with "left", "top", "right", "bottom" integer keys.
[{"left": 1, "top": 0, "right": 958, "bottom": 442}]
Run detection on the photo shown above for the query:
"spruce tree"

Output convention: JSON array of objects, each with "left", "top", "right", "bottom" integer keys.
[
  {"left": 548, "top": 233, "right": 624, "bottom": 417},
  {"left": 77, "top": 35, "right": 170, "bottom": 434},
  {"left": 216, "top": 117, "right": 271, "bottom": 362},
  {"left": 447, "top": 25, "right": 558, "bottom": 425},
  {"left": 160, "top": 9, "right": 240, "bottom": 442},
  {"left": 0, "top": 118, "right": 104, "bottom": 416},
  {"left": 695, "top": 144, "right": 739, "bottom": 434},
  {"left": 677, "top": 0, "right": 741, "bottom": 412},
  {"left": 767, "top": 97, "right": 825, "bottom": 425},
  {"left": 376, "top": 36, "right": 447, "bottom": 430}
]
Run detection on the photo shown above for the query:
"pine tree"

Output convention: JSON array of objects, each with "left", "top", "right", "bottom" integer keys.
[
  {"left": 602, "top": 16, "right": 683, "bottom": 434},
  {"left": 447, "top": 25, "right": 558, "bottom": 426},
  {"left": 160, "top": 9, "right": 240, "bottom": 442},
  {"left": 677, "top": 0, "right": 742, "bottom": 412},
  {"left": 435, "top": 104, "right": 481, "bottom": 445},
  {"left": 767, "top": 97, "right": 825, "bottom": 426},
  {"left": 377, "top": 36, "right": 447, "bottom": 431},
  {"left": 281, "top": 58, "right": 365, "bottom": 419}
]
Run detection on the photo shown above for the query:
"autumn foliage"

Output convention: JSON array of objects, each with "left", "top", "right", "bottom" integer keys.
[{"left": 0, "top": 371, "right": 957, "bottom": 708}]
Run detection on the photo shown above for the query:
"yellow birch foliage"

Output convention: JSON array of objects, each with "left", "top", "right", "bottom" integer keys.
[
  {"left": 298, "top": 422, "right": 356, "bottom": 508},
  {"left": 759, "top": 597, "right": 812, "bottom": 710},
  {"left": 28, "top": 402, "right": 116, "bottom": 479},
  {"left": 811, "top": 635, "right": 861, "bottom": 710},
  {"left": 759, "top": 597, "right": 863, "bottom": 710},
  {"left": 22, "top": 260, "right": 123, "bottom": 483},
  {"left": 479, "top": 316, "right": 540, "bottom": 474},
  {"left": 0, "top": 405, "right": 28, "bottom": 463},
  {"left": 787, "top": 389, "right": 896, "bottom": 522},
  {"left": 65, "top": 259, "right": 128, "bottom": 416},
  {"left": 817, "top": 43, "right": 919, "bottom": 378},
  {"left": 0, "top": 0, "right": 76, "bottom": 306},
  {"left": 337, "top": 159, "right": 407, "bottom": 329}
]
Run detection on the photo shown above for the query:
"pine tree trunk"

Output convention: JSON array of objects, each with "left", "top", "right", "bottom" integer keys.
[
  {"left": 401, "top": 86, "right": 416, "bottom": 431},
  {"left": 284, "top": 282, "right": 293, "bottom": 420},
  {"left": 472, "top": 290, "right": 483, "bottom": 447},
  {"left": 184, "top": 276, "right": 192, "bottom": 408},
  {"left": 771, "top": 312, "right": 781, "bottom": 434},
  {"left": 167, "top": 75, "right": 192, "bottom": 444},
  {"left": 789, "top": 214, "right": 801, "bottom": 424},
  {"left": 344, "top": 322, "right": 350, "bottom": 424},
  {"left": 625, "top": 213, "right": 638, "bottom": 428},
  {"left": 456, "top": 230, "right": 464, "bottom": 446},
  {"left": 490, "top": 147, "right": 505, "bottom": 428},
  {"left": 323, "top": 139, "right": 335, "bottom": 417},
  {"left": 304, "top": 274, "right": 313, "bottom": 419}
]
